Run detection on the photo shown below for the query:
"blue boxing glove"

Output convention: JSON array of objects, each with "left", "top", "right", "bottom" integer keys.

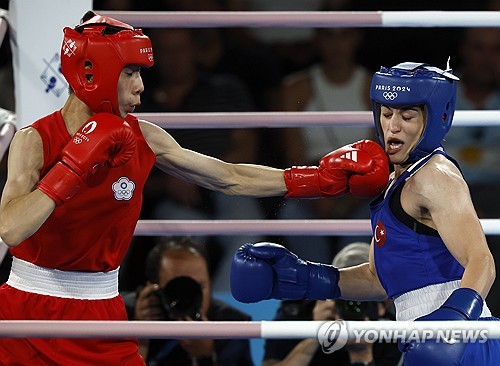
[
  {"left": 401, "top": 288, "right": 483, "bottom": 366},
  {"left": 230, "top": 242, "right": 340, "bottom": 303}
]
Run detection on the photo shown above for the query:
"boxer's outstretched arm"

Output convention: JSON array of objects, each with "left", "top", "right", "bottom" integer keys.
[
  {"left": 337, "top": 240, "right": 387, "bottom": 301},
  {"left": 0, "top": 128, "right": 55, "bottom": 246},
  {"left": 141, "top": 121, "right": 388, "bottom": 199},
  {"left": 140, "top": 119, "right": 287, "bottom": 197}
]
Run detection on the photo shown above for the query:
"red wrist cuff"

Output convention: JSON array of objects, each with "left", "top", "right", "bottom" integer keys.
[
  {"left": 38, "top": 162, "right": 83, "bottom": 206},
  {"left": 284, "top": 166, "right": 322, "bottom": 198}
]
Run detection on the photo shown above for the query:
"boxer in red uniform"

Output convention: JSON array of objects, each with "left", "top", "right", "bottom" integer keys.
[{"left": 0, "top": 11, "right": 389, "bottom": 365}]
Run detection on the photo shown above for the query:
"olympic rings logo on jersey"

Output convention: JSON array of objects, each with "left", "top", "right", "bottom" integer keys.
[
  {"left": 73, "top": 132, "right": 90, "bottom": 144},
  {"left": 112, "top": 176, "right": 136, "bottom": 201},
  {"left": 383, "top": 91, "right": 398, "bottom": 101}
]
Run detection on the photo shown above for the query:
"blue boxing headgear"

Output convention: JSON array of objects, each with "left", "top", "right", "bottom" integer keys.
[{"left": 370, "top": 62, "right": 459, "bottom": 163}]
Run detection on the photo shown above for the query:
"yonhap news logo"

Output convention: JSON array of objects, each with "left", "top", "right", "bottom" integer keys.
[
  {"left": 317, "top": 320, "right": 489, "bottom": 354},
  {"left": 317, "top": 320, "right": 348, "bottom": 353}
]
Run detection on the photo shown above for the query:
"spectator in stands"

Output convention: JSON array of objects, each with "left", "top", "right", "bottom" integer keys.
[
  {"left": 230, "top": 0, "right": 322, "bottom": 74},
  {"left": 126, "top": 236, "right": 254, "bottom": 365},
  {"left": 442, "top": 27, "right": 500, "bottom": 218}
]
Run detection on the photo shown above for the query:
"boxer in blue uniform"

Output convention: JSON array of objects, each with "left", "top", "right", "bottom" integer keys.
[{"left": 231, "top": 62, "right": 500, "bottom": 365}]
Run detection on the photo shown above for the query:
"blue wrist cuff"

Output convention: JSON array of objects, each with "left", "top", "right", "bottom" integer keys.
[
  {"left": 442, "top": 288, "right": 483, "bottom": 320},
  {"left": 307, "top": 263, "right": 341, "bottom": 300}
]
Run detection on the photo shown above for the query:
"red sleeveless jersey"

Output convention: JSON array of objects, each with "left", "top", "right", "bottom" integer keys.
[{"left": 11, "top": 111, "right": 156, "bottom": 271}]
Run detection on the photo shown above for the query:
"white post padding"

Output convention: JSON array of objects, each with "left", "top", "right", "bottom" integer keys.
[
  {"left": 261, "top": 321, "right": 324, "bottom": 339},
  {"left": 0, "top": 10, "right": 7, "bottom": 46},
  {"left": 9, "top": 0, "right": 91, "bottom": 128},
  {"left": 382, "top": 11, "right": 500, "bottom": 27}
]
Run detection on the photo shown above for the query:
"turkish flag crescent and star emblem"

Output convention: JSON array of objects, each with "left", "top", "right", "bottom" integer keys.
[{"left": 374, "top": 220, "right": 387, "bottom": 247}]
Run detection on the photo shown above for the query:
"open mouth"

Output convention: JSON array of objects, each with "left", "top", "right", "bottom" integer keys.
[
  {"left": 127, "top": 104, "right": 138, "bottom": 113},
  {"left": 386, "top": 137, "right": 404, "bottom": 154}
]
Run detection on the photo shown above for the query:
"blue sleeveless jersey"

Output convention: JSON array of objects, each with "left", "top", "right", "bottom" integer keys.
[
  {"left": 370, "top": 148, "right": 500, "bottom": 365},
  {"left": 369, "top": 148, "right": 464, "bottom": 298}
]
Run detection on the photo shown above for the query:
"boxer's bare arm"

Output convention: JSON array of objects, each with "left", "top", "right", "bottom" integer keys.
[
  {"left": 407, "top": 156, "right": 495, "bottom": 299},
  {"left": 139, "top": 120, "right": 287, "bottom": 196},
  {"left": 337, "top": 241, "right": 387, "bottom": 301},
  {"left": 0, "top": 128, "right": 56, "bottom": 246}
]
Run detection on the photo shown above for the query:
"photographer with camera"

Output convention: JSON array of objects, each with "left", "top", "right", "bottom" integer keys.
[
  {"left": 131, "top": 237, "right": 253, "bottom": 366},
  {"left": 262, "top": 242, "right": 401, "bottom": 366}
]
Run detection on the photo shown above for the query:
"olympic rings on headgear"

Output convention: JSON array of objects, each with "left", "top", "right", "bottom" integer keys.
[{"left": 382, "top": 92, "right": 398, "bottom": 101}]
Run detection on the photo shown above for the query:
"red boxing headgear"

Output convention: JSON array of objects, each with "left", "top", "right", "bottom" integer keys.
[{"left": 61, "top": 12, "right": 154, "bottom": 115}]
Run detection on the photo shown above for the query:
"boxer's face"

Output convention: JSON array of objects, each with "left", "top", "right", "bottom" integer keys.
[
  {"left": 117, "top": 65, "right": 144, "bottom": 117},
  {"left": 379, "top": 105, "right": 425, "bottom": 165}
]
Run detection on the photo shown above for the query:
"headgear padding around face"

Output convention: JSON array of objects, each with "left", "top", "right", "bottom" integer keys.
[
  {"left": 61, "top": 12, "right": 154, "bottom": 116},
  {"left": 370, "top": 62, "right": 458, "bottom": 163}
]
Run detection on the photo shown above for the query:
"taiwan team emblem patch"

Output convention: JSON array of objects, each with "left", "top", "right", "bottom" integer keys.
[
  {"left": 112, "top": 177, "right": 136, "bottom": 201},
  {"left": 374, "top": 220, "right": 387, "bottom": 247}
]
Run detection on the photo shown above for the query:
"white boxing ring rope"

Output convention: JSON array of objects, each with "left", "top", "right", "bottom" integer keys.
[
  {"left": 0, "top": 320, "right": 499, "bottom": 339},
  {"left": 99, "top": 10, "right": 500, "bottom": 28},
  {"left": 0, "top": 110, "right": 498, "bottom": 162},
  {"left": 135, "top": 111, "right": 500, "bottom": 129},
  {"left": 134, "top": 219, "right": 500, "bottom": 236}
]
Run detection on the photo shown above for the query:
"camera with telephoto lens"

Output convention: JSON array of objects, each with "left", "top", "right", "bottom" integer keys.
[
  {"left": 153, "top": 276, "right": 203, "bottom": 320},
  {"left": 335, "top": 300, "right": 379, "bottom": 321}
]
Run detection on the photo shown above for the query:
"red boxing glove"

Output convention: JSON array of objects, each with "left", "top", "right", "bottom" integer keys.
[
  {"left": 38, "top": 113, "right": 136, "bottom": 205},
  {"left": 348, "top": 140, "right": 389, "bottom": 198},
  {"left": 284, "top": 140, "right": 389, "bottom": 199}
]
